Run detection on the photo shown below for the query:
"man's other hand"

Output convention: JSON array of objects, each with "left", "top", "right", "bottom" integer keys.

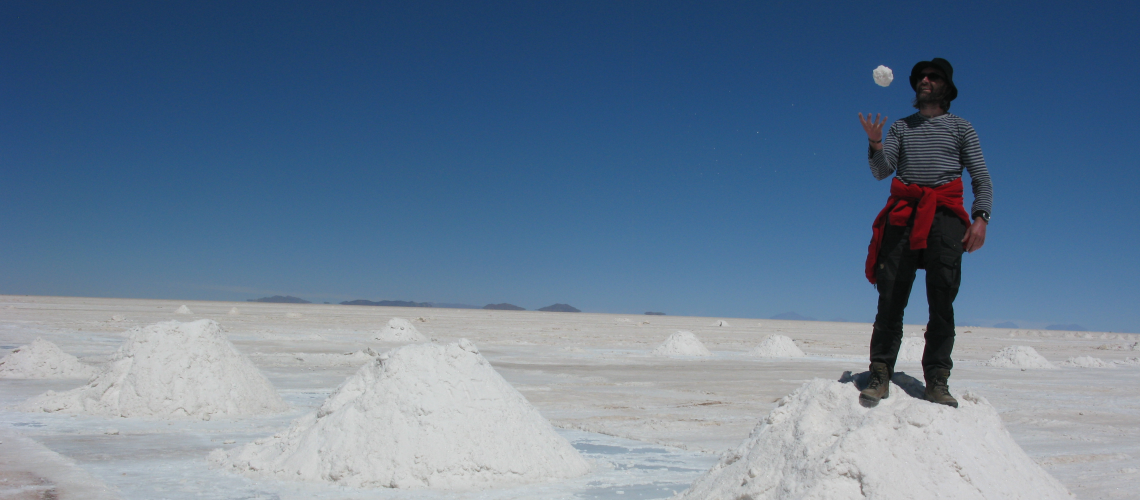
[{"left": 963, "top": 218, "right": 987, "bottom": 253}]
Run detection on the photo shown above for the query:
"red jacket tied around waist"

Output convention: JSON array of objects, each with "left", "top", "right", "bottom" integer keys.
[{"left": 865, "top": 177, "right": 971, "bottom": 284}]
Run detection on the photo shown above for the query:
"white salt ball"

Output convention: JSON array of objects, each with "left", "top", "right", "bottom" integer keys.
[{"left": 873, "top": 65, "right": 894, "bottom": 87}]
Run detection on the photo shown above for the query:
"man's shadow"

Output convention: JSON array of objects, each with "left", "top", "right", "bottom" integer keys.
[{"left": 839, "top": 369, "right": 926, "bottom": 399}]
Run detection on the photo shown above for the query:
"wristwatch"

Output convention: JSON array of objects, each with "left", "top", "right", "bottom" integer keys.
[{"left": 972, "top": 210, "right": 991, "bottom": 223}]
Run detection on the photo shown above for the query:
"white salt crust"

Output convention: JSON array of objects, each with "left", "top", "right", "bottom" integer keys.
[
  {"left": 374, "top": 317, "right": 427, "bottom": 342},
  {"left": 652, "top": 331, "right": 711, "bottom": 357},
  {"left": 19, "top": 320, "right": 287, "bottom": 419},
  {"left": 0, "top": 338, "right": 98, "bottom": 379},
  {"left": 210, "top": 340, "right": 591, "bottom": 489},
  {"left": 749, "top": 335, "right": 805, "bottom": 358},
  {"left": 986, "top": 346, "right": 1058, "bottom": 369},
  {"left": 175, "top": 304, "right": 193, "bottom": 314},
  {"left": 677, "top": 379, "right": 1073, "bottom": 500}
]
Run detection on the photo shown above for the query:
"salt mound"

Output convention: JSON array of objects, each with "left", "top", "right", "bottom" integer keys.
[
  {"left": 677, "top": 378, "right": 1072, "bottom": 500},
  {"left": 1062, "top": 356, "right": 1114, "bottom": 368},
  {"left": 0, "top": 339, "right": 98, "bottom": 379},
  {"left": 374, "top": 317, "right": 427, "bottom": 342},
  {"left": 985, "top": 346, "right": 1057, "bottom": 369},
  {"left": 898, "top": 337, "right": 926, "bottom": 362},
  {"left": 19, "top": 320, "right": 287, "bottom": 419},
  {"left": 749, "top": 335, "right": 805, "bottom": 358},
  {"left": 713, "top": 320, "right": 730, "bottom": 327},
  {"left": 210, "top": 340, "right": 590, "bottom": 489},
  {"left": 873, "top": 65, "right": 894, "bottom": 87},
  {"left": 652, "top": 331, "right": 711, "bottom": 357},
  {"left": 227, "top": 307, "right": 240, "bottom": 315},
  {"left": 175, "top": 305, "right": 192, "bottom": 315},
  {"left": 285, "top": 312, "right": 303, "bottom": 319}
]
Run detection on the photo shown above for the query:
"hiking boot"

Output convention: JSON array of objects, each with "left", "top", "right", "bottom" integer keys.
[
  {"left": 859, "top": 362, "right": 891, "bottom": 407},
  {"left": 924, "top": 368, "right": 959, "bottom": 408}
]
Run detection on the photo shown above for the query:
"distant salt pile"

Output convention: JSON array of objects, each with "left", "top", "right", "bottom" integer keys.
[
  {"left": 749, "top": 335, "right": 805, "bottom": 358},
  {"left": 652, "top": 331, "right": 711, "bottom": 357},
  {"left": 1118, "top": 357, "right": 1140, "bottom": 366},
  {"left": 110, "top": 315, "right": 126, "bottom": 322},
  {"left": 374, "top": 317, "right": 427, "bottom": 342},
  {"left": 1062, "top": 356, "right": 1114, "bottom": 368},
  {"left": 285, "top": 312, "right": 303, "bottom": 319},
  {"left": 175, "top": 305, "right": 193, "bottom": 315},
  {"left": 19, "top": 320, "right": 287, "bottom": 419},
  {"left": 985, "top": 346, "right": 1057, "bottom": 369},
  {"left": 227, "top": 307, "right": 240, "bottom": 315},
  {"left": 713, "top": 320, "right": 730, "bottom": 327},
  {"left": 676, "top": 379, "right": 1072, "bottom": 500},
  {"left": 897, "top": 337, "right": 926, "bottom": 362},
  {"left": 0, "top": 339, "right": 98, "bottom": 379},
  {"left": 211, "top": 340, "right": 590, "bottom": 489}
]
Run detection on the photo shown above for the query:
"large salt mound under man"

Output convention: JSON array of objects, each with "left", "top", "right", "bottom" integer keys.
[
  {"left": 0, "top": 338, "right": 98, "bottom": 379},
  {"left": 749, "top": 334, "right": 805, "bottom": 358},
  {"left": 677, "top": 378, "right": 1072, "bottom": 500},
  {"left": 374, "top": 317, "right": 427, "bottom": 342},
  {"left": 211, "top": 339, "right": 590, "bottom": 489},
  {"left": 19, "top": 319, "right": 287, "bottom": 419},
  {"left": 986, "top": 345, "right": 1058, "bottom": 369},
  {"left": 652, "top": 330, "right": 711, "bottom": 357}
]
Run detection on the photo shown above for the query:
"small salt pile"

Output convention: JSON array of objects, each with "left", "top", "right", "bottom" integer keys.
[
  {"left": 374, "top": 317, "right": 427, "bottom": 342},
  {"left": 898, "top": 337, "right": 926, "bottom": 363},
  {"left": 713, "top": 320, "right": 730, "bottom": 327},
  {"left": 19, "top": 320, "right": 287, "bottom": 419},
  {"left": 1062, "top": 356, "right": 1114, "bottom": 368},
  {"left": 227, "top": 307, "right": 240, "bottom": 315},
  {"left": 749, "top": 335, "right": 805, "bottom": 358},
  {"left": 676, "top": 379, "right": 1072, "bottom": 499},
  {"left": 0, "top": 339, "right": 98, "bottom": 379},
  {"left": 652, "top": 331, "right": 711, "bottom": 357},
  {"left": 211, "top": 340, "right": 590, "bottom": 489},
  {"left": 175, "top": 305, "right": 193, "bottom": 315},
  {"left": 985, "top": 346, "right": 1057, "bottom": 369}
]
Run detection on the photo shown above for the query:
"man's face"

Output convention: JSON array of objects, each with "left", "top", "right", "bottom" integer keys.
[{"left": 916, "top": 68, "right": 946, "bottom": 99}]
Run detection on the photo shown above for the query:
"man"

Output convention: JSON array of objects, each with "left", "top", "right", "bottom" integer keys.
[{"left": 856, "top": 58, "right": 992, "bottom": 408}]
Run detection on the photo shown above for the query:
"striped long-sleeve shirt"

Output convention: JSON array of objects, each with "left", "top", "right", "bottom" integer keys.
[{"left": 869, "top": 113, "right": 992, "bottom": 217}]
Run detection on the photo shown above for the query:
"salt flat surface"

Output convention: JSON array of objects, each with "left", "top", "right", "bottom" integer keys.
[{"left": 1, "top": 296, "right": 1139, "bottom": 499}]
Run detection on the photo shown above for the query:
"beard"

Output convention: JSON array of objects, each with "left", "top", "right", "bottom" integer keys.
[{"left": 912, "top": 85, "right": 947, "bottom": 110}]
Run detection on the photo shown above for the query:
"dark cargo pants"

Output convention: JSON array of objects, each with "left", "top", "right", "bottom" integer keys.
[{"left": 869, "top": 207, "right": 967, "bottom": 376}]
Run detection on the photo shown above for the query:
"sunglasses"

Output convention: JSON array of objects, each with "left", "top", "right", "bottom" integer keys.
[{"left": 918, "top": 72, "right": 945, "bottom": 82}]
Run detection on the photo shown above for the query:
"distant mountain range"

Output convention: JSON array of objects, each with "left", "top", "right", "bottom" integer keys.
[
  {"left": 340, "top": 300, "right": 432, "bottom": 307},
  {"left": 644, "top": 311, "right": 666, "bottom": 315},
  {"left": 771, "top": 312, "right": 815, "bottom": 321},
  {"left": 248, "top": 295, "right": 311, "bottom": 304},
  {"left": 538, "top": 303, "right": 580, "bottom": 312},
  {"left": 483, "top": 303, "right": 525, "bottom": 311}
]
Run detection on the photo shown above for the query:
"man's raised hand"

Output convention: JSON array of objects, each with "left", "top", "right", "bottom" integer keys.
[{"left": 859, "top": 112, "right": 887, "bottom": 144}]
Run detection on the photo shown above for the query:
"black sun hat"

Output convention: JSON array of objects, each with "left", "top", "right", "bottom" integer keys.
[{"left": 909, "top": 58, "right": 958, "bottom": 102}]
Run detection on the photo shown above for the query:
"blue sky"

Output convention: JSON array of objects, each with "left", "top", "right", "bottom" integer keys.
[{"left": 3, "top": 1, "right": 1138, "bottom": 332}]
